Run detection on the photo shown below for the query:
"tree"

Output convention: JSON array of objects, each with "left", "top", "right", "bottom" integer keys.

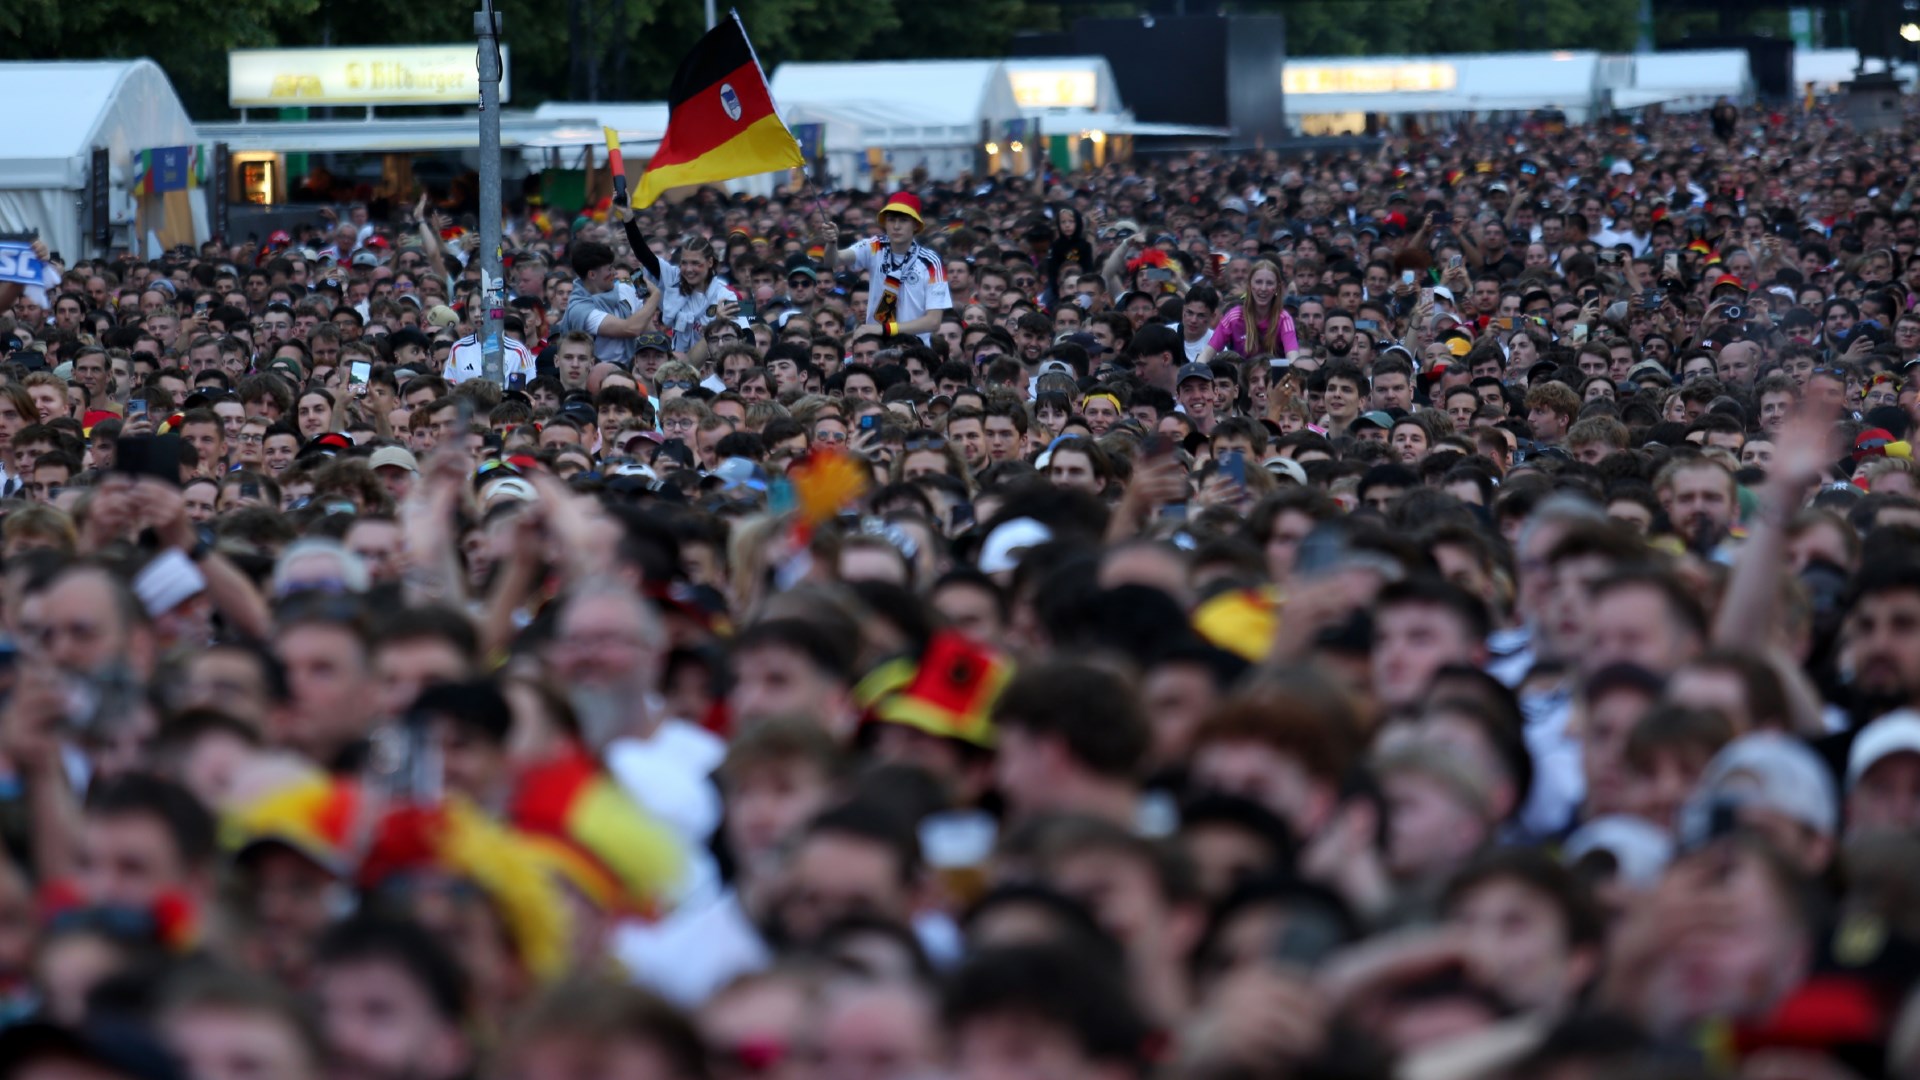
[
  {"left": 865, "top": 0, "right": 1044, "bottom": 60},
  {"left": 1, "top": 0, "right": 319, "bottom": 115}
]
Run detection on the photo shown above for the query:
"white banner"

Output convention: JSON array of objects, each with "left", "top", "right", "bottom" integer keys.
[{"left": 229, "top": 45, "right": 511, "bottom": 107}]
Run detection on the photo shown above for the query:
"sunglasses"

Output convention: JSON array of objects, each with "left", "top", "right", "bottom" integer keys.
[
  {"left": 659, "top": 379, "right": 695, "bottom": 390},
  {"left": 788, "top": 277, "right": 814, "bottom": 288},
  {"left": 903, "top": 434, "right": 946, "bottom": 451}
]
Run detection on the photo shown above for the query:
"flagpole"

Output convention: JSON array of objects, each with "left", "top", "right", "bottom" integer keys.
[
  {"left": 476, "top": 1, "right": 506, "bottom": 387},
  {"left": 703, "top": 0, "right": 716, "bottom": 29}
]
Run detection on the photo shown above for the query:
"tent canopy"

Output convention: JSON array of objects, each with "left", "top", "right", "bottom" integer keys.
[
  {"left": 1281, "top": 52, "right": 1604, "bottom": 118},
  {"left": 0, "top": 60, "right": 196, "bottom": 190},
  {"left": 1611, "top": 49, "right": 1751, "bottom": 110},
  {"left": 529, "top": 101, "right": 672, "bottom": 148},
  {"left": 0, "top": 59, "right": 198, "bottom": 260},
  {"left": 770, "top": 60, "right": 1022, "bottom": 135}
]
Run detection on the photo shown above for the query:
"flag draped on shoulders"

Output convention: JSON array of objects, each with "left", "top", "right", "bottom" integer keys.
[{"left": 635, "top": 10, "right": 803, "bottom": 208}]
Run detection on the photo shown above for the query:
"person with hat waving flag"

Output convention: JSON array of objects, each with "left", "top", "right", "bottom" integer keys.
[{"left": 815, "top": 192, "right": 952, "bottom": 346}]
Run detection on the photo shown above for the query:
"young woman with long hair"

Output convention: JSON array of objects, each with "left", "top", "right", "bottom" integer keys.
[{"left": 1198, "top": 260, "right": 1298, "bottom": 365}]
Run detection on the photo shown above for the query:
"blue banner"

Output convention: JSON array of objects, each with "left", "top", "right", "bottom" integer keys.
[
  {"left": 0, "top": 242, "right": 49, "bottom": 286},
  {"left": 793, "top": 123, "right": 824, "bottom": 163},
  {"left": 150, "top": 146, "right": 192, "bottom": 193}
]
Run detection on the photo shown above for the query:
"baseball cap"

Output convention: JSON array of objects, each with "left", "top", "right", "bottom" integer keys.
[
  {"left": 1351, "top": 410, "right": 1395, "bottom": 432},
  {"left": 1709, "top": 273, "right": 1748, "bottom": 297},
  {"left": 1176, "top": 362, "right": 1214, "bottom": 386},
  {"left": 1847, "top": 709, "right": 1920, "bottom": 787},
  {"left": 1853, "top": 428, "right": 1898, "bottom": 462},
  {"left": 351, "top": 250, "right": 381, "bottom": 268},
  {"left": 560, "top": 401, "right": 598, "bottom": 427},
  {"left": 713, "top": 456, "right": 770, "bottom": 494},
  {"left": 370, "top": 446, "right": 419, "bottom": 473},
  {"left": 1563, "top": 815, "right": 1674, "bottom": 889},
  {"left": 978, "top": 517, "right": 1053, "bottom": 575},
  {"left": 298, "top": 432, "right": 355, "bottom": 460},
  {"left": 1059, "top": 331, "right": 1106, "bottom": 357},
  {"left": 1683, "top": 732, "right": 1838, "bottom": 844},
  {"left": 1627, "top": 360, "right": 1672, "bottom": 384},
  {"left": 1263, "top": 456, "right": 1308, "bottom": 485},
  {"left": 1430, "top": 285, "right": 1457, "bottom": 306},
  {"left": 1037, "top": 359, "right": 1075, "bottom": 378},
  {"left": 481, "top": 476, "right": 537, "bottom": 507},
  {"left": 635, "top": 331, "right": 671, "bottom": 353},
  {"left": 426, "top": 305, "right": 461, "bottom": 329}
]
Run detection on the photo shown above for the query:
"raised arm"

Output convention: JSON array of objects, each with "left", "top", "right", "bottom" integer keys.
[
  {"left": 610, "top": 203, "right": 663, "bottom": 283},
  {"left": 1714, "top": 410, "right": 1830, "bottom": 651}
]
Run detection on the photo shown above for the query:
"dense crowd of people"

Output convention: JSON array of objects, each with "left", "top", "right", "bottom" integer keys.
[{"left": 6, "top": 92, "right": 1920, "bottom": 1080}]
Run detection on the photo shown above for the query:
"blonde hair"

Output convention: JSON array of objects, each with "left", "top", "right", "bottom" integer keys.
[{"left": 1235, "top": 260, "right": 1288, "bottom": 358}]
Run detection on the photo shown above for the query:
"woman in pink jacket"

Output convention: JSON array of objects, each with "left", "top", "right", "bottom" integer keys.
[{"left": 1197, "top": 260, "right": 1298, "bottom": 365}]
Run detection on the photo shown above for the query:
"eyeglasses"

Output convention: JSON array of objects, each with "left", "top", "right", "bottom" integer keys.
[{"left": 813, "top": 429, "right": 847, "bottom": 444}]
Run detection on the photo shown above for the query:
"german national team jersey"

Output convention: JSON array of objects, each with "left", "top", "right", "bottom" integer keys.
[
  {"left": 849, "top": 238, "right": 951, "bottom": 343},
  {"left": 445, "top": 334, "right": 536, "bottom": 385}
]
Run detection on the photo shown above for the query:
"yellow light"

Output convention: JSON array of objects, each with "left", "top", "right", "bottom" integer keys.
[
  {"left": 1088, "top": 130, "right": 1106, "bottom": 145},
  {"left": 1283, "top": 62, "right": 1457, "bottom": 95},
  {"left": 1010, "top": 140, "right": 1025, "bottom": 153},
  {"left": 1903, "top": 22, "right": 1920, "bottom": 41},
  {"left": 984, "top": 141, "right": 1000, "bottom": 155}
]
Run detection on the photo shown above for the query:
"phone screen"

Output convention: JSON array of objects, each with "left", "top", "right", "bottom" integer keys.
[
  {"left": 349, "top": 361, "right": 371, "bottom": 386},
  {"left": 1219, "top": 451, "right": 1247, "bottom": 488},
  {"left": 127, "top": 398, "right": 148, "bottom": 418}
]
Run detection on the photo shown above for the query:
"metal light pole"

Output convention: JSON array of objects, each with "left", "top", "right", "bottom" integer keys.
[
  {"left": 704, "top": 0, "right": 717, "bottom": 29},
  {"left": 476, "top": 3, "right": 506, "bottom": 386}
]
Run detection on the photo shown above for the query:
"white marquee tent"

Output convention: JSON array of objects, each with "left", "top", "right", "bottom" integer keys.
[
  {"left": 1282, "top": 51, "right": 1607, "bottom": 131},
  {"left": 771, "top": 60, "right": 1024, "bottom": 185},
  {"left": 0, "top": 60, "right": 203, "bottom": 259},
  {"left": 1607, "top": 50, "right": 1753, "bottom": 112}
]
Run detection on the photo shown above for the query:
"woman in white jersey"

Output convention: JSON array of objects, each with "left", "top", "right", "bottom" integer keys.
[
  {"left": 816, "top": 192, "right": 952, "bottom": 345},
  {"left": 655, "top": 235, "right": 738, "bottom": 353}
]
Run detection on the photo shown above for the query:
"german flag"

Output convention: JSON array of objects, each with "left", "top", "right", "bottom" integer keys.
[{"left": 635, "top": 11, "right": 803, "bottom": 208}]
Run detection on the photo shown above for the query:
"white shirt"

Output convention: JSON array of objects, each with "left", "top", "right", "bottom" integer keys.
[
  {"left": 614, "top": 888, "right": 770, "bottom": 1007},
  {"left": 443, "top": 334, "right": 535, "bottom": 385},
  {"left": 603, "top": 718, "right": 727, "bottom": 846},
  {"left": 655, "top": 265, "right": 736, "bottom": 353},
  {"left": 850, "top": 238, "right": 951, "bottom": 344},
  {"left": 1168, "top": 321, "right": 1207, "bottom": 361},
  {"left": 1518, "top": 682, "right": 1584, "bottom": 841}
]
